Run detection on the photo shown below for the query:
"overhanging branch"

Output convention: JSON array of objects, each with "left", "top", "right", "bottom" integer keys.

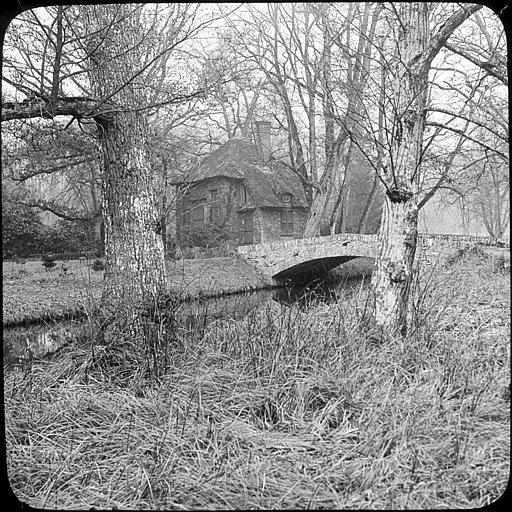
[
  {"left": 445, "top": 42, "right": 508, "bottom": 85},
  {"left": 1, "top": 96, "right": 108, "bottom": 123},
  {"left": 422, "top": 4, "right": 484, "bottom": 68},
  {"left": 13, "top": 198, "right": 95, "bottom": 222},
  {"left": 15, "top": 157, "right": 95, "bottom": 182}
]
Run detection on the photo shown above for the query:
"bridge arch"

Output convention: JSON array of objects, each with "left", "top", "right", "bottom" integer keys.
[
  {"left": 237, "top": 233, "right": 378, "bottom": 282},
  {"left": 237, "top": 232, "right": 508, "bottom": 283},
  {"left": 272, "top": 255, "right": 364, "bottom": 280}
]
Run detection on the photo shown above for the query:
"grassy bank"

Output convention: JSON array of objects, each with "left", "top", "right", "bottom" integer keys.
[
  {"left": 4, "top": 252, "right": 509, "bottom": 509},
  {"left": 2, "top": 256, "right": 272, "bottom": 327},
  {"left": 2, "top": 255, "right": 373, "bottom": 327}
]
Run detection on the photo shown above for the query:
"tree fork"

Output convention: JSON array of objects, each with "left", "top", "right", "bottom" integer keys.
[{"left": 370, "top": 2, "right": 482, "bottom": 335}]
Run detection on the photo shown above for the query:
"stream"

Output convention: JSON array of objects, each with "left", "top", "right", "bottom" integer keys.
[{"left": 3, "top": 276, "right": 369, "bottom": 369}]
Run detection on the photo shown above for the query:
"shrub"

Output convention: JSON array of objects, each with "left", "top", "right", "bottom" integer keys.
[
  {"left": 91, "top": 258, "right": 105, "bottom": 272},
  {"left": 37, "top": 219, "right": 98, "bottom": 256},
  {"left": 493, "top": 254, "right": 510, "bottom": 274},
  {"left": 2, "top": 198, "right": 43, "bottom": 258},
  {"left": 179, "top": 221, "right": 233, "bottom": 249},
  {"left": 41, "top": 253, "right": 57, "bottom": 272}
]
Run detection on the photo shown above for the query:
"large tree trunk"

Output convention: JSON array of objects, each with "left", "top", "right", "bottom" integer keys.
[
  {"left": 370, "top": 2, "right": 482, "bottom": 334},
  {"left": 357, "top": 173, "right": 380, "bottom": 234},
  {"left": 98, "top": 112, "right": 167, "bottom": 323},
  {"left": 369, "top": 3, "right": 483, "bottom": 334},
  {"left": 372, "top": 193, "right": 418, "bottom": 334},
  {"left": 371, "top": 3, "right": 428, "bottom": 335},
  {"left": 93, "top": 215, "right": 104, "bottom": 256},
  {"left": 303, "top": 137, "right": 346, "bottom": 237},
  {"left": 86, "top": 6, "right": 167, "bottom": 340},
  {"left": 303, "top": 3, "right": 382, "bottom": 238}
]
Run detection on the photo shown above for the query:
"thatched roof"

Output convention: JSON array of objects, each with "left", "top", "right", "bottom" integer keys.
[{"left": 170, "top": 138, "right": 308, "bottom": 209}]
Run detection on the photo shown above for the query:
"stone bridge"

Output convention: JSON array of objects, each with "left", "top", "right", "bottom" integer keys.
[{"left": 237, "top": 232, "right": 509, "bottom": 281}]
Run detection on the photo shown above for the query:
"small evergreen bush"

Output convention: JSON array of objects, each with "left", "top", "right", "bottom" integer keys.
[
  {"left": 41, "top": 253, "right": 57, "bottom": 273},
  {"left": 91, "top": 258, "right": 105, "bottom": 272}
]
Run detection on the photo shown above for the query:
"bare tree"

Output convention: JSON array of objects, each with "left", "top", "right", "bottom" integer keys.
[
  {"left": 366, "top": 3, "right": 483, "bottom": 334},
  {"left": 465, "top": 158, "right": 509, "bottom": 240},
  {"left": 222, "top": 2, "right": 384, "bottom": 233},
  {"left": 199, "top": 46, "right": 266, "bottom": 141},
  {"left": 416, "top": 7, "right": 508, "bottom": 239},
  {"left": 443, "top": 130, "right": 509, "bottom": 241},
  {"left": 2, "top": 3, "right": 215, "bottom": 344},
  {"left": 304, "top": 2, "right": 383, "bottom": 236}
]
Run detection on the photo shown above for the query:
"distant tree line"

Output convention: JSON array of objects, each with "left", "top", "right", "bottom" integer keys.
[{"left": 2, "top": 195, "right": 100, "bottom": 258}]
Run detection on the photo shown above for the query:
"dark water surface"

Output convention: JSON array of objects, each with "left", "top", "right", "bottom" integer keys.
[
  {"left": 3, "top": 320, "right": 90, "bottom": 367},
  {"left": 3, "top": 276, "right": 369, "bottom": 368}
]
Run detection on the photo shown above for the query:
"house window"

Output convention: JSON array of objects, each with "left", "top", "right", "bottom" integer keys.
[
  {"left": 209, "top": 189, "right": 220, "bottom": 222},
  {"left": 239, "top": 211, "right": 254, "bottom": 245},
  {"left": 242, "top": 184, "right": 248, "bottom": 204},
  {"left": 280, "top": 209, "right": 294, "bottom": 236}
]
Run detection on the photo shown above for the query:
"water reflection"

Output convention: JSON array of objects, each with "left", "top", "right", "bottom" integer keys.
[
  {"left": 273, "top": 275, "right": 370, "bottom": 306},
  {"left": 3, "top": 276, "right": 369, "bottom": 368},
  {"left": 3, "top": 321, "right": 89, "bottom": 367}
]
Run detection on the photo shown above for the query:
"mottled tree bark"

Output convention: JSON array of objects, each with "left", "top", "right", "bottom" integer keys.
[
  {"left": 85, "top": 6, "right": 167, "bottom": 339},
  {"left": 97, "top": 112, "right": 166, "bottom": 322},
  {"left": 371, "top": 3, "right": 428, "bottom": 334},
  {"left": 371, "top": 2, "right": 482, "bottom": 334}
]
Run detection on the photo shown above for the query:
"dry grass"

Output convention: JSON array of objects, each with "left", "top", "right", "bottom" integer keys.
[
  {"left": 4, "top": 253, "right": 510, "bottom": 509},
  {"left": 2, "top": 260, "right": 103, "bottom": 326}
]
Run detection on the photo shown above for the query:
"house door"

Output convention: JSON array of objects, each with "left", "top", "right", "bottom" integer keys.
[
  {"left": 280, "top": 209, "right": 294, "bottom": 236},
  {"left": 190, "top": 202, "right": 204, "bottom": 227},
  {"left": 182, "top": 199, "right": 204, "bottom": 228},
  {"left": 239, "top": 212, "right": 254, "bottom": 245}
]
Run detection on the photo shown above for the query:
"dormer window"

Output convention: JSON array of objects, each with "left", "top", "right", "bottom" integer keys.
[{"left": 282, "top": 193, "right": 291, "bottom": 204}]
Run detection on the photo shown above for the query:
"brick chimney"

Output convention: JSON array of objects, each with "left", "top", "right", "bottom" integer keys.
[{"left": 255, "top": 120, "right": 271, "bottom": 161}]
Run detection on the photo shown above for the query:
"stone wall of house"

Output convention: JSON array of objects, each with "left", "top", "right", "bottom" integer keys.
[
  {"left": 177, "top": 177, "right": 241, "bottom": 243},
  {"left": 177, "top": 178, "right": 311, "bottom": 248},
  {"left": 258, "top": 209, "right": 281, "bottom": 243},
  {"left": 249, "top": 209, "right": 262, "bottom": 244},
  {"left": 295, "top": 210, "right": 309, "bottom": 239},
  {"left": 257, "top": 208, "right": 308, "bottom": 243}
]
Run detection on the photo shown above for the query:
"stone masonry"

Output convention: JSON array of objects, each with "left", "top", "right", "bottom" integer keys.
[{"left": 237, "top": 232, "right": 509, "bottom": 280}]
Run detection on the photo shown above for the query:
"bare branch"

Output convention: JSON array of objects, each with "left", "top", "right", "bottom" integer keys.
[
  {"left": 427, "top": 121, "right": 508, "bottom": 161},
  {"left": 445, "top": 41, "right": 508, "bottom": 85}
]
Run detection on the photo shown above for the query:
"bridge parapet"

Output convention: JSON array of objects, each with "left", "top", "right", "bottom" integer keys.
[
  {"left": 238, "top": 232, "right": 508, "bottom": 259},
  {"left": 237, "top": 233, "right": 379, "bottom": 279},
  {"left": 237, "top": 232, "right": 378, "bottom": 257},
  {"left": 237, "top": 231, "right": 509, "bottom": 280},
  {"left": 418, "top": 233, "right": 509, "bottom": 248}
]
